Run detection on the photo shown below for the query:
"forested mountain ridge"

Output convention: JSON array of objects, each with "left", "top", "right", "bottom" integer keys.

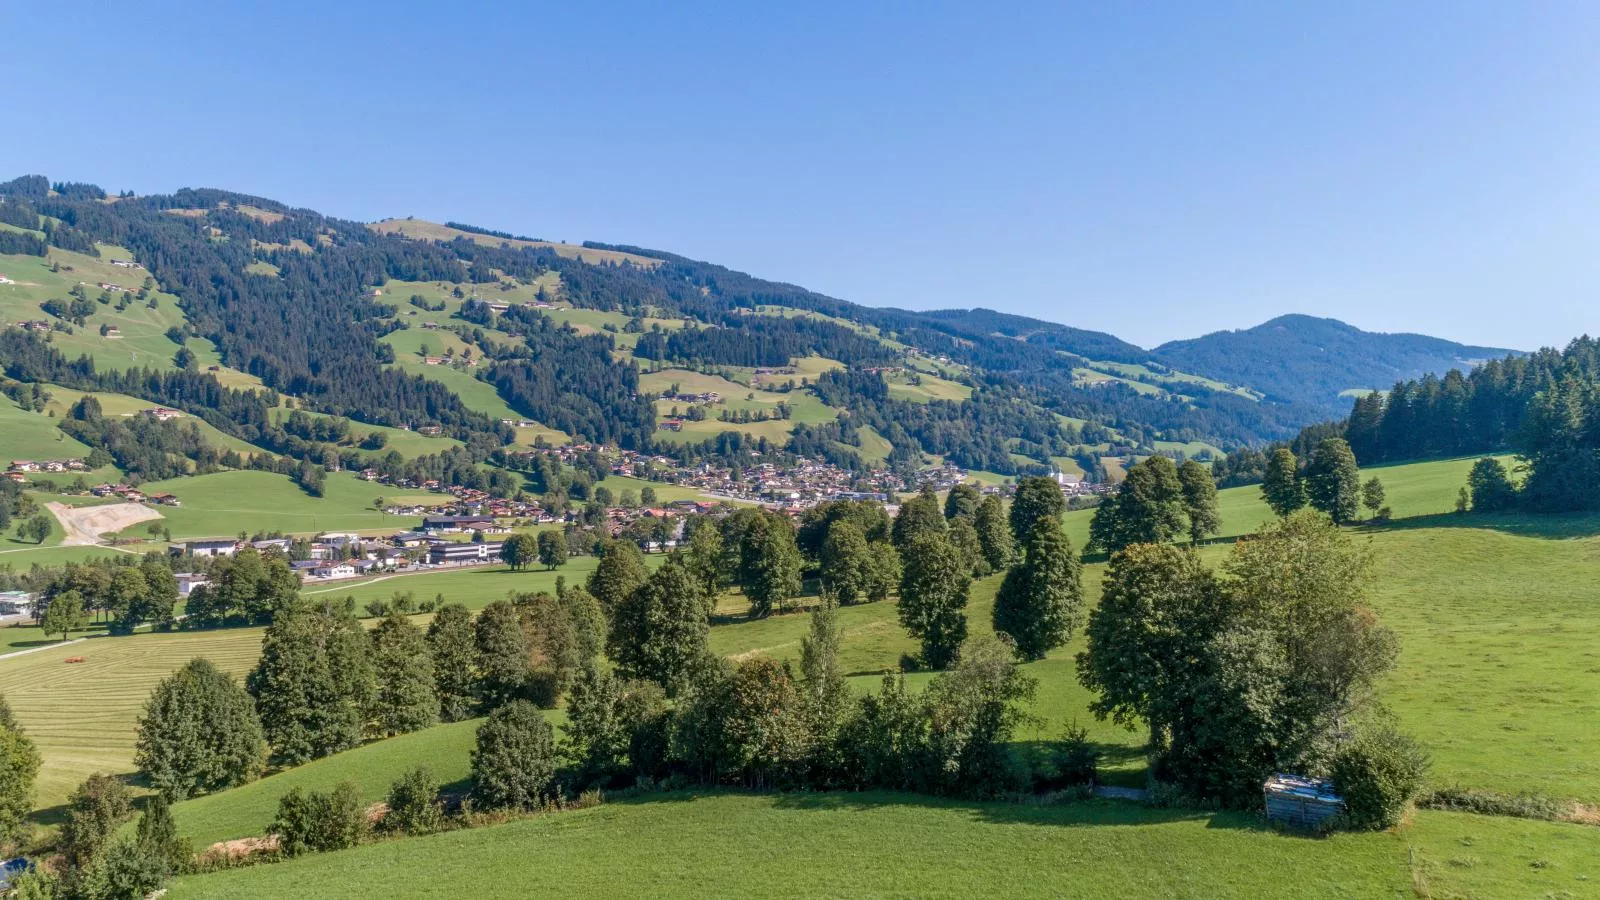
[
  {"left": 1153, "top": 314, "right": 1517, "bottom": 415},
  {"left": 0, "top": 173, "right": 1520, "bottom": 480}
]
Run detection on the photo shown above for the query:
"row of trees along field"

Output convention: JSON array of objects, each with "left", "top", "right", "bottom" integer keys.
[
  {"left": 1338, "top": 336, "right": 1600, "bottom": 512},
  {"left": 0, "top": 467, "right": 1424, "bottom": 897}
]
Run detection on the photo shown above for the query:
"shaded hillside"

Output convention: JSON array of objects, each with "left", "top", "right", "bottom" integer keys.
[
  {"left": 1154, "top": 314, "right": 1517, "bottom": 414},
  {"left": 917, "top": 307, "right": 1149, "bottom": 364}
]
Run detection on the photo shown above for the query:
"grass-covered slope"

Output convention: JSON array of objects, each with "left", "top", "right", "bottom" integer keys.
[
  {"left": 0, "top": 394, "right": 94, "bottom": 460},
  {"left": 0, "top": 628, "right": 266, "bottom": 811},
  {"left": 125, "top": 470, "right": 444, "bottom": 539},
  {"left": 164, "top": 793, "right": 1599, "bottom": 900}
]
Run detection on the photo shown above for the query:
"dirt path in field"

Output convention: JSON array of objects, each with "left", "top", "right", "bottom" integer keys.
[{"left": 45, "top": 502, "right": 164, "bottom": 546}]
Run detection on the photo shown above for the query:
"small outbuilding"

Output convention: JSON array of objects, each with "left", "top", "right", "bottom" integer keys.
[{"left": 1263, "top": 774, "right": 1342, "bottom": 830}]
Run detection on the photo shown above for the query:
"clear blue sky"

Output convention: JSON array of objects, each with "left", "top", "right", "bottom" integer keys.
[{"left": 3, "top": 1, "right": 1596, "bottom": 350}]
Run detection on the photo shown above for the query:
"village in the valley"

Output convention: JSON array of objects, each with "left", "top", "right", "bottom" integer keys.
[{"left": 3, "top": 441, "right": 1106, "bottom": 611}]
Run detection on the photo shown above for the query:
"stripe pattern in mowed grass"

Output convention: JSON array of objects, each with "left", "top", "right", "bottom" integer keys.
[
  {"left": 0, "top": 628, "right": 265, "bottom": 810},
  {"left": 162, "top": 793, "right": 1600, "bottom": 900}
]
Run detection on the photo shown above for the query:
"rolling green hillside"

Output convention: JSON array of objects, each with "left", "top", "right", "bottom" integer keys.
[
  {"left": 125, "top": 470, "right": 445, "bottom": 539},
  {"left": 165, "top": 794, "right": 1598, "bottom": 900},
  {"left": 3, "top": 452, "right": 1596, "bottom": 900},
  {"left": 0, "top": 393, "right": 93, "bottom": 460}
]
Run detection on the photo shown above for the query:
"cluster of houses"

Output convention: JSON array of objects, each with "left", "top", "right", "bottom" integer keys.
[
  {"left": 659, "top": 389, "right": 722, "bottom": 404},
  {"left": 85, "top": 483, "right": 181, "bottom": 506},
  {"left": 7, "top": 459, "right": 91, "bottom": 482},
  {"left": 1051, "top": 469, "right": 1112, "bottom": 497},
  {"left": 174, "top": 524, "right": 512, "bottom": 584},
  {"left": 656, "top": 456, "right": 988, "bottom": 510}
]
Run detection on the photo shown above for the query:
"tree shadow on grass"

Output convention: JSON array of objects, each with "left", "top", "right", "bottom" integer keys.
[
  {"left": 0, "top": 637, "right": 64, "bottom": 652},
  {"left": 31, "top": 801, "right": 70, "bottom": 828},
  {"left": 1357, "top": 510, "right": 1600, "bottom": 540},
  {"left": 613, "top": 787, "right": 1302, "bottom": 838},
  {"left": 762, "top": 789, "right": 1278, "bottom": 834}
]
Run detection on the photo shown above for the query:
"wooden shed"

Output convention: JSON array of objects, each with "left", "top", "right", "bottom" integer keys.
[{"left": 1264, "top": 774, "right": 1342, "bottom": 829}]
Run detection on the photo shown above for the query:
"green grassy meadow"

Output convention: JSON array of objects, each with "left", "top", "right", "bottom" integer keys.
[
  {"left": 125, "top": 470, "right": 444, "bottom": 539},
  {"left": 167, "top": 720, "right": 477, "bottom": 847},
  {"left": 165, "top": 709, "right": 571, "bottom": 849},
  {"left": 641, "top": 365, "right": 846, "bottom": 446},
  {"left": 266, "top": 405, "right": 465, "bottom": 460},
  {"left": 0, "top": 245, "right": 188, "bottom": 372},
  {"left": 4, "top": 452, "right": 1597, "bottom": 897},
  {"left": 885, "top": 369, "right": 972, "bottom": 403},
  {"left": 591, "top": 474, "right": 717, "bottom": 505},
  {"left": 0, "top": 620, "right": 108, "bottom": 655},
  {"left": 0, "top": 395, "right": 93, "bottom": 460},
  {"left": 296, "top": 555, "right": 667, "bottom": 612},
  {"left": 164, "top": 793, "right": 1599, "bottom": 900},
  {"left": 0, "top": 627, "right": 266, "bottom": 810}
]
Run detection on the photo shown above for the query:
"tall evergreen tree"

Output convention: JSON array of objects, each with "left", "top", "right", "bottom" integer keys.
[
  {"left": 993, "top": 516, "right": 1083, "bottom": 660},
  {"left": 135, "top": 658, "right": 266, "bottom": 801},
  {"left": 973, "top": 494, "right": 1014, "bottom": 571},
  {"left": 134, "top": 793, "right": 189, "bottom": 874},
  {"left": 1009, "top": 475, "right": 1066, "bottom": 545},
  {"left": 1305, "top": 438, "right": 1362, "bottom": 524},
  {"left": 425, "top": 603, "right": 478, "bottom": 722},
  {"left": 370, "top": 611, "right": 439, "bottom": 736},
  {"left": 1261, "top": 447, "right": 1305, "bottom": 517},
  {"left": 897, "top": 532, "right": 970, "bottom": 669},
  {"left": 1177, "top": 459, "right": 1222, "bottom": 544}
]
